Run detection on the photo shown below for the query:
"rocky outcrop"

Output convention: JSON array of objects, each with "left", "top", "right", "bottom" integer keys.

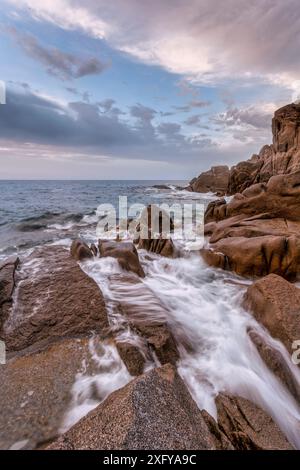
[
  {"left": 244, "top": 275, "right": 300, "bottom": 355},
  {"left": 187, "top": 165, "right": 230, "bottom": 196},
  {"left": 70, "top": 239, "right": 93, "bottom": 261},
  {"left": 108, "top": 273, "right": 180, "bottom": 370},
  {"left": 201, "top": 172, "right": 300, "bottom": 280},
  {"left": 1, "top": 246, "right": 108, "bottom": 353},
  {"left": 0, "top": 256, "right": 19, "bottom": 327},
  {"left": 135, "top": 205, "right": 177, "bottom": 258},
  {"left": 273, "top": 103, "right": 300, "bottom": 153},
  {"left": 216, "top": 394, "right": 292, "bottom": 450},
  {"left": 47, "top": 364, "right": 231, "bottom": 450},
  {"left": 98, "top": 240, "right": 145, "bottom": 277}
]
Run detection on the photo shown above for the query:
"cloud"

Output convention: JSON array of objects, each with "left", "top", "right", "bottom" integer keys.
[
  {"left": 8, "top": 0, "right": 300, "bottom": 89},
  {"left": 213, "top": 104, "right": 276, "bottom": 129},
  {"left": 8, "top": 27, "right": 109, "bottom": 80},
  {"left": 184, "top": 114, "right": 202, "bottom": 126}
]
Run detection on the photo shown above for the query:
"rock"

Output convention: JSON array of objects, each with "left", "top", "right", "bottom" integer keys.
[
  {"left": 201, "top": 234, "right": 300, "bottom": 280},
  {"left": 0, "top": 256, "right": 19, "bottom": 327},
  {"left": 248, "top": 329, "right": 300, "bottom": 404},
  {"left": 98, "top": 240, "right": 145, "bottom": 278},
  {"left": 243, "top": 274, "right": 300, "bottom": 355},
  {"left": 0, "top": 337, "right": 102, "bottom": 450},
  {"left": 272, "top": 103, "right": 300, "bottom": 153},
  {"left": 202, "top": 172, "right": 300, "bottom": 279},
  {"left": 135, "top": 205, "right": 176, "bottom": 258},
  {"left": 90, "top": 243, "right": 98, "bottom": 256},
  {"left": 216, "top": 394, "right": 293, "bottom": 450},
  {"left": 115, "top": 341, "right": 145, "bottom": 376},
  {"left": 47, "top": 364, "right": 230, "bottom": 450},
  {"left": 187, "top": 165, "right": 230, "bottom": 195},
  {"left": 1, "top": 246, "right": 108, "bottom": 353},
  {"left": 70, "top": 239, "right": 93, "bottom": 261},
  {"left": 108, "top": 273, "right": 180, "bottom": 368},
  {"left": 138, "top": 237, "right": 176, "bottom": 258}
]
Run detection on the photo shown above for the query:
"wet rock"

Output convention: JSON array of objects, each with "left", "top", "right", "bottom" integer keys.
[
  {"left": 138, "top": 238, "right": 176, "bottom": 258},
  {"left": 0, "top": 256, "right": 19, "bottom": 328},
  {"left": 243, "top": 274, "right": 300, "bottom": 355},
  {"left": 248, "top": 329, "right": 300, "bottom": 404},
  {"left": 2, "top": 246, "right": 108, "bottom": 353},
  {"left": 90, "top": 243, "right": 98, "bottom": 256},
  {"left": 115, "top": 341, "right": 145, "bottom": 376},
  {"left": 216, "top": 394, "right": 293, "bottom": 450},
  {"left": 47, "top": 364, "right": 229, "bottom": 450},
  {"left": 98, "top": 240, "right": 145, "bottom": 277},
  {"left": 70, "top": 239, "right": 93, "bottom": 261},
  {"left": 0, "top": 337, "right": 101, "bottom": 450},
  {"left": 187, "top": 165, "right": 230, "bottom": 196}
]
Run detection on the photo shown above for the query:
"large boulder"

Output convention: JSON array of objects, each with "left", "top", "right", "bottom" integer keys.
[
  {"left": 272, "top": 103, "right": 300, "bottom": 153},
  {"left": 216, "top": 394, "right": 292, "bottom": 450},
  {"left": 47, "top": 364, "right": 232, "bottom": 450},
  {"left": 243, "top": 274, "right": 300, "bottom": 355},
  {"left": 187, "top": 165, "right": 230, "bottom": 196},
  {"left": 98, "top": 240, "right": 145, "bottom": 277},
  {"left": 1, "top": 246, "right": 108, "bottom": 353}
]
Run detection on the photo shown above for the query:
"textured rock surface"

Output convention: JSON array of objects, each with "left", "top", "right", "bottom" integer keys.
[
  {"left": 216, "top": 394, "right": 293, "bottom": 450},
  {"left": 2, "top": 246, "right": 108, "bottom": 353},
  {"left": 47, "top": 364, "right": 230, "bottom": 450},
  {"left": 187, "top": 165, "right": 230, "bottom": 195},
  {"left": 0, "top": 337, "right": 101, "bottom": 450},
  {"left": 98, "top": 240, "right": 145, "bottom": 277},
  {"left": 115, "top": 341, "right": 145, "bottom": 376},
  {"left": 244, "top": 274, "right": 300, "bottom": 355}
]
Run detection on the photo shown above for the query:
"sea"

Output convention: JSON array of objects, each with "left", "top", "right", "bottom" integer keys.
[{"left": 1, "top": 180, "right": 300, "bottom": 449}]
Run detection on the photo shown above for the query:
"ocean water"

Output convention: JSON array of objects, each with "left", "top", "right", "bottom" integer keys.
[{"left": 1, "top": 180, "right": 300, "bottom": 448}]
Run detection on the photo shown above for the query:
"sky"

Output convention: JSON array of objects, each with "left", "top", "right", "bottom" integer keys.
[{"left": 0, "top": 0, "right": 299, "bottom": 179}]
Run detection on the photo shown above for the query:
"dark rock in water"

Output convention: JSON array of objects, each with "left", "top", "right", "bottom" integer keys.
[
  {"left": 2, "top": 246, "right": 108, "bottom": 353},
  {"left": 187, "top": 165, "right": 230, "bottom": 196},
  {"left": 201, "top": 172, "right": 300, "bottom": 280},
  {"left": 70, "top": 239, "right": 93, "bottom": 261},
  {"left": 243, "top": 274, "right": 300, "bottom": 356},
  {"left": 116, "top": 341, "right": 145, "bottom": 376},
  {"left": 216, "top": 394, "right": 293, "bottom": 450},
  {"left": 0, "top": 256, "right": 19, "bottom": 328},
  {"left": 152, "top": 184, "right": 170, "bottom": 190},
  {"left": 138, "top": 237, "right": 176, "bottom": 258},
  {"left": 248, "top": 329, "right": 300, "bottom": 404},
  {"left": 47, "top": 364, "right": 231, "bottom": 450},
  {"left": 98, "top": 240, "right": 145, "bottom": 278},
  {"left": 0, "top": 337, "right": 102, "bottom": 450}
]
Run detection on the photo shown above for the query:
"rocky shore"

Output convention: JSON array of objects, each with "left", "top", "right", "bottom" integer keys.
[{"left": 1, "top": 103, "right": 300, "bottom": 450}]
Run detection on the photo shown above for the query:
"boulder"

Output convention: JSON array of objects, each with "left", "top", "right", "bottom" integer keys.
[
  {"left": 248, "top": 329, "right": 300, "bottom": 404},
  {"left": 70, "top": 239, "right": 93, "bottom": 261},
  {"left": 108, "top": 273, "right": 180, "bottom": 369},
  {"left": 98, "top": 240, "right": 145, "bottom": 278},
  {"left": 0, "top": 337, "right": 102, "bottom": 450},
  {"left": 1, "top": 246, "right": 108, "bottom": 353},
  {"left": 138, "top": 237, "right": 176, "bottom": 258},
  {"left": 243, "top": 274, "right": 300, "bottom": 355},
  {"left": 115, "top": 341, "right": 145, "bottom": 376},
  {"left": 187, "top": 165, "right": 230, "bottom": 195},
  {"left": 47, "top": 364, "right": 231, "bottom": 450},
  {"left": 216, "top": 394, "right": 292, "bottom": 450},
  {"left": 272, "top": 103, "right": 300, "bottom": 153}
]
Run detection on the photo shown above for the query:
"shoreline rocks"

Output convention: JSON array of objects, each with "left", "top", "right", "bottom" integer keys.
[{"left": 187, "top": 165, "right": 229, "bottom": 196}]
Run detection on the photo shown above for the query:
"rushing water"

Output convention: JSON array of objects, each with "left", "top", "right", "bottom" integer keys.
[{"left": 1, "top": 180, "right": 300, "bottom": 448}]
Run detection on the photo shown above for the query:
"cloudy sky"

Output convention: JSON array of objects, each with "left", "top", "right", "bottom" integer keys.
[{"left": 0, "top": 0, "right": 299, "bottom": 179}]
